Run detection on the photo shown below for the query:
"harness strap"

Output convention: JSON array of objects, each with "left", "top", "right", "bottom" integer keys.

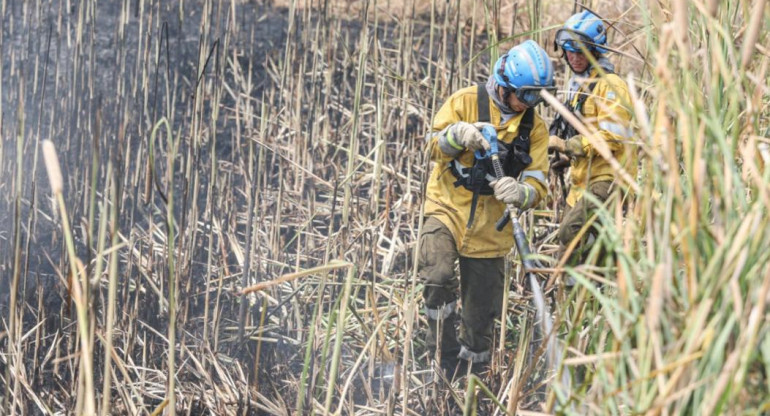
[
  {"left": 550, "top": 78, "right": 603, "bottom": 140},
  {"left": 451, "top": 160, "right": 496, "bottom": 183},
  {"left": 476, "top": 82, "right": 490, "bottom": 123},
  {"left": 467, "top": 191, "right": 481, "bottom": 229},
  {"left": 573, "top": 81, "right": 598, "bottom": 114},
  {"left": 573, "top": 67, "right": 615, "bottom": 113},
  {"left": 465, "top": 83, "right": 493, "bottom": 228},
  {"left": 519, "top": 107, "right": 534, "bottom": 141}
]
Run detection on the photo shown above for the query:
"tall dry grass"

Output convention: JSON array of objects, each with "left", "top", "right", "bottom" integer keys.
[{"left": 0, "top": 0, "right": 768, "bottom": 415}]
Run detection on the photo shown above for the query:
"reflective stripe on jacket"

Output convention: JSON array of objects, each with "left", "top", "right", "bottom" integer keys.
[
  {"left": 566, "top": 68, "right": 638, "bottom": 207},
  {"left": 425, "top": 85, "right": 549, "bottom": 258}
]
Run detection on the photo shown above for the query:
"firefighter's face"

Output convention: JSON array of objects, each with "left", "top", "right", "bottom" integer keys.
[
  {"left": 566, "top": 51, "right": 589, "bottom": 73},
  {"left": 498, "top": 86, "right": 529, "bottom": 112}
]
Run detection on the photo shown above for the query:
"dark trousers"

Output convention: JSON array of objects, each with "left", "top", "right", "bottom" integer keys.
[
  {"left": 558, "top": 180, "right": 613, "bottom": 264},
  {"left": 419, "top": 217, "right": 505, "bottom": 363}
]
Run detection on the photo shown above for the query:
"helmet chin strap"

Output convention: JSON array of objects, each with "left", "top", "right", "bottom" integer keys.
[{"left": 486, "top": 77, "right": 516, "bottom": 115}]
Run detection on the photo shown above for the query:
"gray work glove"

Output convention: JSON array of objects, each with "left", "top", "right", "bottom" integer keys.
[
  {"left": 548, "top": 135, "right": 585, "bottom": 157},
  {"left": 448, "top": 122, "right": 491, "bottom": 152},
  {"left": 490, "top": 177, "right": 537, "bottom": 210}
]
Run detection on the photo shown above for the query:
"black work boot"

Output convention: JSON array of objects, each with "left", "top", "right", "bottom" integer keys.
[
  {"left": 425, "top": 310, "right": 461, "bottom": 359},
  {"left": 425, "top": 309, "right": 462, "bottom": 385}
]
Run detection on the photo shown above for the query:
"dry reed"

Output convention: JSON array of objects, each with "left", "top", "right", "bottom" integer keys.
[{"left": 1, "top": 1, "right": 768, "bottom": 415}]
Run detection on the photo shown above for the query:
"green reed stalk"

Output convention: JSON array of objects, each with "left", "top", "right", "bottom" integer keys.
[
  {"left": 323, "top": 264, "right": 356, "bottom": 413},
  {"left": 296, "top": 273, "right": 328, "bottom": 414},
  {"left": 341, "top": 2, "right": 369, "bottom": 230},
  {"left": 100, "top": 165, "right": 120, "bottom": 416},
  {"left": 463, "top": 374, "right": 507, "bottom": 416}
]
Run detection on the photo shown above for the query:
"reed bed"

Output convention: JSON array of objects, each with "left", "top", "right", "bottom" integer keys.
[{"left": 0, "top": 0, "right": 768, "bottom": 415}]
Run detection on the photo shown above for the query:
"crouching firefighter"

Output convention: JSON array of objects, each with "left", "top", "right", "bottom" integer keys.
[{"left": 420, "top": 40, "right": 555, "bottom": 375}]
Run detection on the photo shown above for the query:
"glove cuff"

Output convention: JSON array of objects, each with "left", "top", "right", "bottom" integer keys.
[
  {"left": 437, "top": 125, "right": 465, "bottom": 157},
  {"left": 446, "top": 127, "right": 465, "bottom": 150},
  {"left": 517, "top": 182, "right": 537, "bottom": 210}
]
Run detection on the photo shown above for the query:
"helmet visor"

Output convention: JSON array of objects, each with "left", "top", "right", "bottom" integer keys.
[{"left": 555, "top": 29, "right": 597, "bottom": 53}]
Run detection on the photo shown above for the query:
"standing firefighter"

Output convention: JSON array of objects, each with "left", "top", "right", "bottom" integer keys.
[
  {"left": 548, "top": 10, "right": 637, "bottom": 266},
  {"left": 420, "top": 40, "right": 555, "bottom": 375}
]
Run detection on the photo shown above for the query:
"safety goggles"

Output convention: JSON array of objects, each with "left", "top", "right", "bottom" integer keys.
[
  {"left": 554, "top": 29, "right": 597, "bottom": 53},
  {"left": 500, "top": 85, "right": 557, "bottom": 108}
]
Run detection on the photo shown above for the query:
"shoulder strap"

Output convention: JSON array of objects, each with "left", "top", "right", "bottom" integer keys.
[
  {"left": 575, "top": 68, "right": 614, "bottom": 113},
  {"left": 476, "top": 82, "right": 490, "bottom": 123},
  {"left": 499, "top": 107, "right": 534, "bottom": 180},
  {"left": 518, "top": 107, "right": 534, "bottom": 140},
  {"left": 574, "top": 81, "right": 598, "bottom": 114}
]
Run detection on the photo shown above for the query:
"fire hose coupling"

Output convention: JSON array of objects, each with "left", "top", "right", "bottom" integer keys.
[{"left": 474, "top": 124, "right": 500, "bottom": 161}]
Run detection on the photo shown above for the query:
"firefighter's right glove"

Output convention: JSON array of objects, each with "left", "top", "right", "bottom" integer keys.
[
  {"left": 448, "top": 122, "right": 492, "bottom": 152},
  {"left": 490, "top": 177, "right": 537, "bottom": 210}
]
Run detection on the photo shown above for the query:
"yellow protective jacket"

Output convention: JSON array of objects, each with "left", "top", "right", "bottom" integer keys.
[
  {"left": 565, "top": 68, "right": 638, "bottom": 207},
  {"left": 425, "top": 85, "right": 549, "bottom": 258}
]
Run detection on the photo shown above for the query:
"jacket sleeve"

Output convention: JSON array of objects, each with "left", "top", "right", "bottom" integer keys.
[
  {"left": 520, "top": 117, "right": 549, "bottom": 205},
  {"left": 578, "top": 76, "right": 634, "bottom": 158},
  {"left": 425, "top": 92, "right": 469, "bottom": 163}
]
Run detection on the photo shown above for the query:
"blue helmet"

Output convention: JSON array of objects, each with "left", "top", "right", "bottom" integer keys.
[
  {"left": 555, "top": 10, "right": 608, "bottom": 54},
  {"left": 494, "top": 40, "right": 554, "bottom": 89},
  {"left": 492, "top": 40, "right": 555, "bottom": 107}
]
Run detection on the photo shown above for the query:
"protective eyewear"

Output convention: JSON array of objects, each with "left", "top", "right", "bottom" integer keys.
[
  {"left": 554, "top": 29, "right": 596, "bottom": 53},
  {"left": 501, "top": 85, "right": 556, "bottom": 108}
]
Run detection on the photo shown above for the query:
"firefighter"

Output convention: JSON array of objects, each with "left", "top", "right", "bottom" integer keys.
[
  {"left": 548, "top": 10, "right": 637, "bottom": 267},
  {"left": 420, "top": 40, "right": 555, "bottom": 374}
]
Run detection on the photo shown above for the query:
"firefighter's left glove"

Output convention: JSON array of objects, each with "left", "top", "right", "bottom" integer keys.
[
  {"left": 448, "top": 122, "right": 491, "bottom": 152},
  {"left": 548, "top": 135, "right": 585, "bottom": 157},
  {"left": 490, "top": 177, "right": 537, "bottom": 210}
]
